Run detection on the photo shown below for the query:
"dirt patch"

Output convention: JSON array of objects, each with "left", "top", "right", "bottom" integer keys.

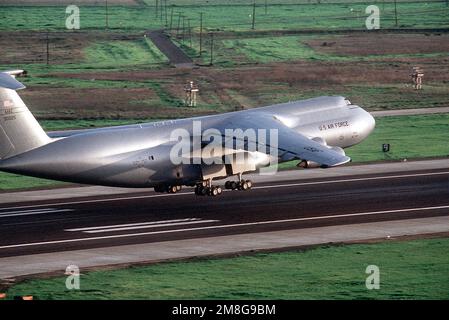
[
  {"left": 306, "top": 33, "right": 449, "bottom": 56},
  {"left": 21, "top": 86, "right": 215, "bottom": 120},
  {"left": 0, "top": 31, "right": 141, "bottom": 65},
  {"left": 49, "top": 52, "right": 449, "bottom": 117},
  {"left": 5, "top": 31, "right": 449, "bottom": 118}
]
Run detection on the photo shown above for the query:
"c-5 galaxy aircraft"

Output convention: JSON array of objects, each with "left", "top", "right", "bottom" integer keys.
[{"left": 0, "top": 70, "right": 375, "bottom": 197}]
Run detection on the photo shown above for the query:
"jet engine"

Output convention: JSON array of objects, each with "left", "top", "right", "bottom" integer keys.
[{"left": 297, "top": 160, "right": 320, "bottom": 169}]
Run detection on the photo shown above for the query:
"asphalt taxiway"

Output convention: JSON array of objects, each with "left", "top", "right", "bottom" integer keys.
[{"left": 0, "top": 159, "right": 448, "bottom": 279}]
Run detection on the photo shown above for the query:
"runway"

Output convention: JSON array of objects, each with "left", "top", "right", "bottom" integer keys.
[{"left": 0, "top": 161, "right": 448, "bottom": 265}]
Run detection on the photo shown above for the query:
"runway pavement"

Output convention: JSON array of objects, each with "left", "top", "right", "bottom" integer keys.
[{"left": 0, "top": 159, "right": 448, "bottom": 279}]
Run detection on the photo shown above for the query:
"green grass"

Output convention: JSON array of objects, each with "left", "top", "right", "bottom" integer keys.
[
  {"left": 83, "top": 38, "right": 168, "bottom": 69},
  {"left": 1, "top": 2, "right": 448, "bottom": 32},
  {"left": 278, "top": 113, "right": 449, "bottom": 170},
  {"left": 6, "top": 237, "right": 449, "bottom": 299},
  {"left": 346, "top": 114, "right": 449, "bottom": 162},
  {"left": 189, "top": 34, "right": 449, "bottom": 66},
  {"left": 40, "top": 118, "right": 156, "bottom": 131},
  {"left": 0, "top": 172, "right": 66, "bottom": 191}
]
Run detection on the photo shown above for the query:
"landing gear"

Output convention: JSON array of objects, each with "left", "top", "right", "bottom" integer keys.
[
  {"left": 154, "top": 185, "right": 182, "bottom": 194},
  {"left": 194, "top": 179, "right": 222, "bottom": 197},
  {"left": 225, "top": 179, "right": 252, "bottom": 191},
  {"left": 194, "top": 183, "right": 223, "bottom": 197},
  {"left": 224, "top": 173, "right": 253, "bottom": 191}
]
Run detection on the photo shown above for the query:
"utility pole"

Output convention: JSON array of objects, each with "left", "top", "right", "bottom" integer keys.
[
  {"left": 188, "top": 19, "right": 192, "bottom": 48},
  {"left": 45, "top": 31, "right": 49, "bottom": 65},
  {"left": 164, "top": 0, "right": 168, "bottom": 27},
  {"left": 160, "top": 0, "right": 164, "bottom": 24},
  {"left": 105, "top": 0, "right": 109, "bottom": 29},
  {"left": 155, "top": 0, "right": 158, "bottom": 19},
  {"left": 209, "top": 32, "right": 214, "bottom": 65},
  {"left": 393, "top": 0, "right": 398, "bottom": 26},
  {"left": 199, "top": 12, "right": 203, "bottom": 56},
  {"left": 182, "top": 15, "right": 185, "bottom": 43},
  {"left": 251, "top": 0, "right": 256, "bottom": 30},
  {"left": 169, "top": 6, "right": 174, "bottom": 30},
  {"left": 176, "top": 12, "right": 181, "bottom": 37}
]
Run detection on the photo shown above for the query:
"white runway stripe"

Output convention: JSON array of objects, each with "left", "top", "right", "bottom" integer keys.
[
  {"left": 0, "top": 208, "right": 74, "bottom": 218},
  {"left": 66, "top": 218, "right": 202, "bottom": 232},
  {"left": 66, "top": 218, "right": 219, "bottom": 233},
  {"left": 1, "top": 204, "right": 448, "bottom": 250}
]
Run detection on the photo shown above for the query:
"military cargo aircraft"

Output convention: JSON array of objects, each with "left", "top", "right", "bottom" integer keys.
[{"left": 0, "top": 70, "right": 375, "bottom": 197}]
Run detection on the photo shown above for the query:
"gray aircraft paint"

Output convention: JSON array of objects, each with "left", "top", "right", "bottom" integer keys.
[{"left": 0, "top": 71, "right": 375, "bottom": 188}]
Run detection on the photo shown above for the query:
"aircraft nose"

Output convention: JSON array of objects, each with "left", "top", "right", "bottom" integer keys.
[{"left": 360, "top": 110, "right": 376, "bottom": 139}]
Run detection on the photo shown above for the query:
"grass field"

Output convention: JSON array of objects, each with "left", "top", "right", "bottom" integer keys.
[
  {"left": 83, "top": 38, "right": 168, "bottom": 69},
  {"left": 346, "top": 114, "right": 449, "bottom": 162},
  {"left": 0, "top": 1, "right": 448, "bottom": 32},
  {"left": 207, "top": 35, "right": 449, "bottom": 65},
  {"left": 5, "top": 237, "right": 449, "bottom": 299},
  {"left": 275, "top": 113, "right": 449, "bottom": 170}
]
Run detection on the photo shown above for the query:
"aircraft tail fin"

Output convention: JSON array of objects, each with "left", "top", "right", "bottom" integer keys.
[{"left": 0, "top": 70, "right": 51, "bottom": 159}]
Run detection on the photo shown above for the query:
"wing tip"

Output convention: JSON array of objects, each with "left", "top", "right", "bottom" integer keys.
[{"left": 321, "top": 156, "right": 351, "bottom": 168}]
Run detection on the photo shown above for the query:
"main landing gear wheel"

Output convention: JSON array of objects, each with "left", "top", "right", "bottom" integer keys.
[
  {"left": 154, "top": 185, "right": 182, "bottom": 194},
  {"left": 195, "top": 184, "right": 222, "bottom": 197},
  {"left": 225, "top": 179, "right": 253, "bottom": 191}
]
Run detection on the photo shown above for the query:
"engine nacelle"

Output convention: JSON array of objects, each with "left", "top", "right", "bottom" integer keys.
[{"left": 297, "top": 160, "right": 320, "bottom": 169}]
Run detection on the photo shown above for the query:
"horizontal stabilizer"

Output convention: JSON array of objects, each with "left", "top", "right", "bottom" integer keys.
[{"left": 0, "top": 71, "right": 26, "bottom": 90}]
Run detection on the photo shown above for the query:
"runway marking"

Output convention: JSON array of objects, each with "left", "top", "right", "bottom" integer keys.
[
  {"left": 66, "top": 218, "right": 220, "bottom": 234},
  {"left": 0, "top": 170, "right": 448, "bottom": 212},
  {"left": 252, "top": 171, "right": 449, "bottom": 190},
  {"left": 0, "top": 208, "right": 73, "bottom": 218},
  {"left": 1, "top": 204, "right": 448, "bottom": 250}
]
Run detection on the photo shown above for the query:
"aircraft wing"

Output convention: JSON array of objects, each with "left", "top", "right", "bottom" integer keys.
[{"left": 211, "top": 112, "right": 350, "bottom": 168}]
